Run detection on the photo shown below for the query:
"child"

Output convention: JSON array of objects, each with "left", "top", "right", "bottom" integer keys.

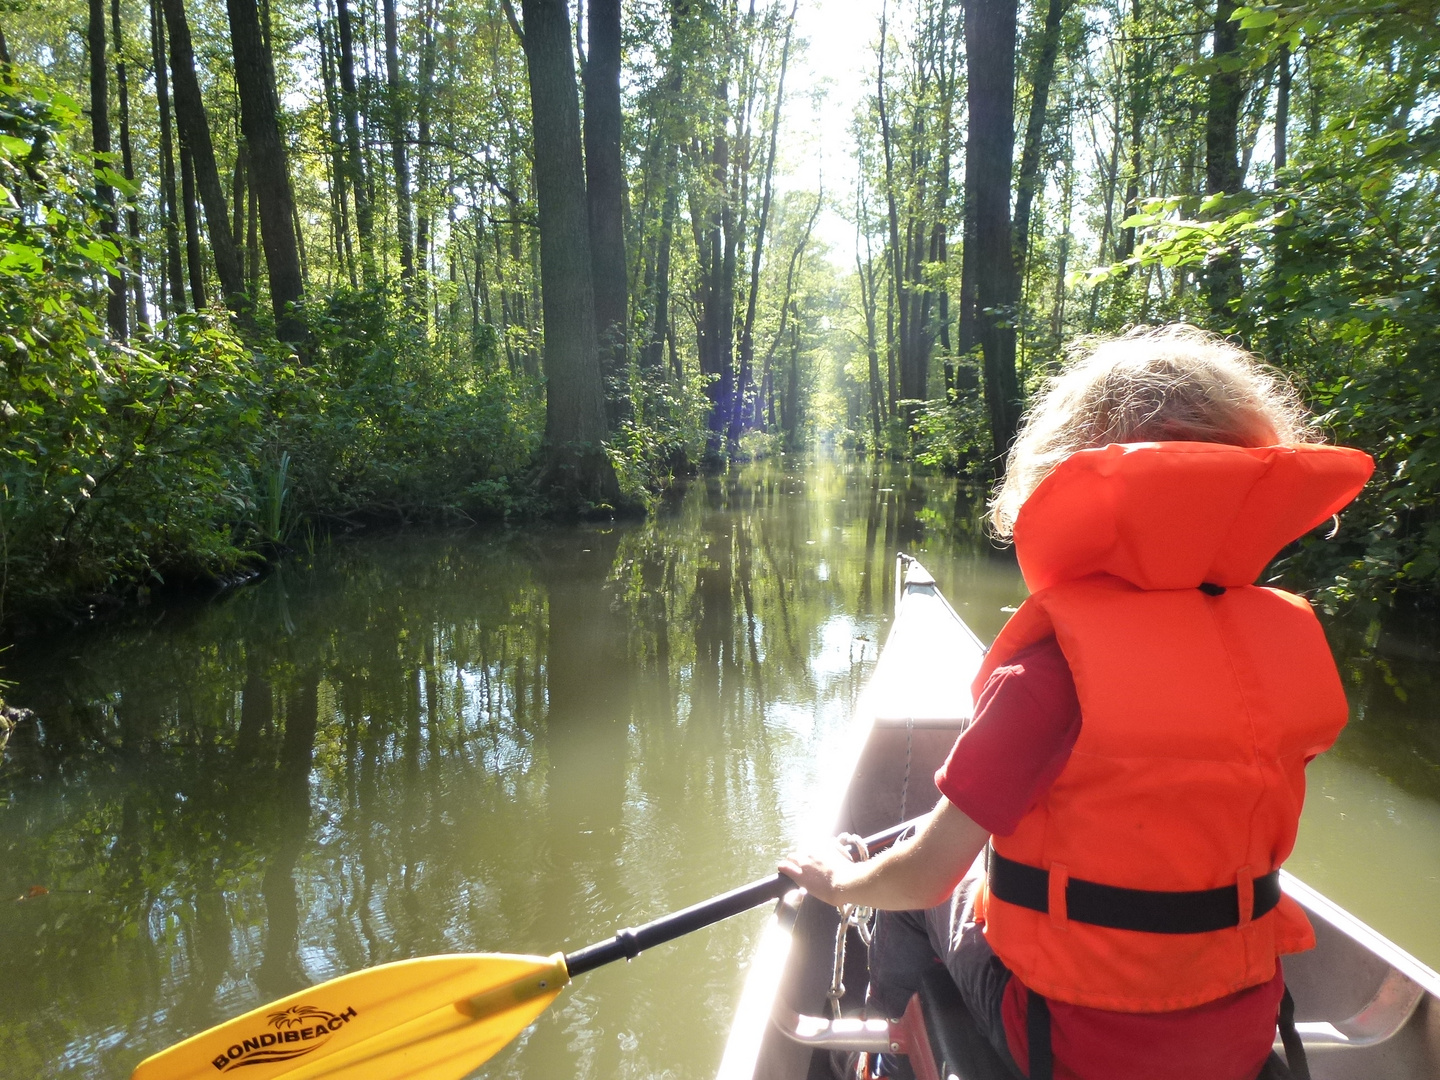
[{"left": 780, "top": 325, "right": 1374, "bottom": 1080}]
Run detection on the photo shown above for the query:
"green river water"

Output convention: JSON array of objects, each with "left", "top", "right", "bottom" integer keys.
[{"left": 2, "top": 457, "right": 1437, "bottom": 1079}]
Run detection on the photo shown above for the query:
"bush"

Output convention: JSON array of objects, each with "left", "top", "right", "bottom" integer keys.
[
  {"left": 0, "top": 73, "right": 261, "bottom": 617},
  {"left": 0, "top": 69, "right": 544, "bottom": 625},
  {"left": 274, "top": 286, "right": 542, "bottom": 525}
]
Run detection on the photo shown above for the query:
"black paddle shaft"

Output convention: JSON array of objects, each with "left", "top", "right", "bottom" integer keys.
[{"left": 563, "top": 817, "right": 922, "bottom": 978}]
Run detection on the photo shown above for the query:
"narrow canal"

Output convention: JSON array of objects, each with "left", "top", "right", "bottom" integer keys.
[{"left": 2, "top": 457, "right": 1437, "bottom": 1079}]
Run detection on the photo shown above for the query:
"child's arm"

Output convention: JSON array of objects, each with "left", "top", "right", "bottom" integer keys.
[{"left": 778, "top": 796, "right": 989, "bottom": 911}]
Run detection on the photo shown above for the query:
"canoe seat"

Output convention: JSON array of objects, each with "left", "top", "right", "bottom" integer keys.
[{"left": 917, "top": 966, "right": 1019, "bottom": 1080}]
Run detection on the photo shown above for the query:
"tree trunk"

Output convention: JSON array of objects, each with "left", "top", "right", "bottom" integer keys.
[
  {"left": 760, "top": 190, "right": 820, "bottom": 440},
  {"left": 1051, "top": 119, "right": 1075, "bottom": 345},
  {"left": 686, "top": 32, "right": 738, "bottom": 468},
  {"left": 964, "top": 0, "right": 1022, "bottom": 465},
  {"left": 88, "top": 0, "right": 126, "bottom": 338},
  {"left": 583, "top": 0, "right": 628, "bottom": 416},
  {"left": 1266, "top": 40, "right": 1291, "bottom": 360},
  {"left": 1012, "top": 0, "right": 1070, "bottom": 283},
  {"left": 860, "top": 255, "right": 883, "bottom": 444},
  {"left": 315, "top": 0, "right": 354, "bottom": 284},
  {"left": 1275, "top": 41, "right": 1289, "bottom": 172},
  {"left": 231, "top": 141, "right": 248, "bottom": 271},
  {"left": 644, "top": 176, "right": 677, "bottom": 371},
  {"left": 957, "top": 140, "right": 977, "bottom": 358},
  {"left": 1114, "top": 0, "right": 1147, "bottom": 262},
  {"left": 416, "top": 0, "right": 437, "bottom": 301},
  {"left": 246, "top": 160, "right": 261, "bottom": 295},
  {"left": 162, "top": 0, "right": 247, "bottom": 314},
  {"left": 876, "top": 6, "right": 912, "bottom": 423},
  {"left": 1086, "top": 91, "right": 1124, "bottom": 328},
  {"left": 381, "top": 0, "right": 415, "bottom": 284},
  {"left": 149, "top": 0, "right": 186, "bottom": 313},
  {"left": 227, "top": 0, "right": 307, "bottom": 344},
  {"left": 782, "top": 313, "right": 801, "bottom": 446},
  {"left": 885, "top": 263, "right": 897, "bottom": 413},
  {"left": 519, "top": 0, "right": 620, "bottom": 505},
  {"left": 179, "top": 142, "right": 206, "bottom": 306},
  {"left": 733, "top": 0, "right": 797, "bottom": 447},
  {"left": 111, "top": 0, "right": 145, "bottom": 328},
  {"left": 640, "top": 8, "right": 682, "bottom": 375},
  {"left": 1205, "top": 0, "right": 1245, "bottom": 316},
  {"left": 335, "top": 0, "right": 374, "bottom": 281}
]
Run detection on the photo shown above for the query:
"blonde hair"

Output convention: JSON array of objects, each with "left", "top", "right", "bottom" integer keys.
[{"left": 990, "top": 324, "right": 1317, "bottom": 537}]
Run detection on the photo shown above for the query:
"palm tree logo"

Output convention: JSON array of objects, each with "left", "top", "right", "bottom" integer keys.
[{"left": 268, "top": 1004, "right": 334, "bottom": 1030}]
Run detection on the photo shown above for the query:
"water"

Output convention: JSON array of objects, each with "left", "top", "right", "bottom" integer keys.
[{"left": 1, "top": 457, "right": 1437, "bottom": 1079}]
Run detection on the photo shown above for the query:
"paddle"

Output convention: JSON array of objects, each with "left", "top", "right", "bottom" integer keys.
[{"left": 130, "top": 817, "right": 920, "bottom": 1080}]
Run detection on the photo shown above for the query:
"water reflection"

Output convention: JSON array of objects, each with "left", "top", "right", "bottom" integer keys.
[
  {"left": 2, "top": 456, "right": 1437, "bottom": 1080},
  {"left": 1289, "top": 609, "right": 1440, "bottom": 964},
  {"left": 0, "top": 458, "right": 1010, "bottom": 1080}
]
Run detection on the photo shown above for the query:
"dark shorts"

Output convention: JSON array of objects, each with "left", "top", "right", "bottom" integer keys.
[{"left": 866, "top": 852, "right": 1024, "bottom": 1079}]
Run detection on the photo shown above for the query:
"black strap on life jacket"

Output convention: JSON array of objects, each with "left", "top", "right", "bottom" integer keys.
[
  {"left": 1031, "top": 990, "right": 1054, "bottom": 1080},
  {"left": 1026, "top": 989, "right": 1053, "bottom": 1080},
  {"left": 988, "top": 850, "right": 1282, "bottom": 934},
  {"left": 1277, "top": 985, "right": 1311, "bottom": 1080}
]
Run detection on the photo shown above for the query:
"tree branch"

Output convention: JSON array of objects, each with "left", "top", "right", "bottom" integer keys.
[{"left": 499, "top": 0, "right": 523, "bottom": 47}]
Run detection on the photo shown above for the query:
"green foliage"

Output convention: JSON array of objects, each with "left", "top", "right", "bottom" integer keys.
[
  {"left": 1085, "top": 12, "right": 1440, "bottom": 604},
  {"left": 911, "top": 375, "right": 995, "bottom": 478},
  {"left": 1285, "top": 349, "right": 1440, "bottom": 611},
  {"left": 277, "top": 285, "right": 542, "bottom": 521},
  {"left": 0, "top": 69, "right": 544, "bottom": 624},
  {"left": 0, "top": 71, "right": 261, "bottom": 616},
  {"left": 607, "top": 364, "right": 712, "bottom": 499}
]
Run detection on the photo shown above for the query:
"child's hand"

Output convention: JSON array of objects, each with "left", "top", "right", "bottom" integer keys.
[{"left": 778, "top": 836, "right": 865, "bottom": 906}]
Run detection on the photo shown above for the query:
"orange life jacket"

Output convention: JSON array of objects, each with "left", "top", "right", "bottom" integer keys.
[{"left": 973, "top": 441, "right": 1373, "bottom": 1013}]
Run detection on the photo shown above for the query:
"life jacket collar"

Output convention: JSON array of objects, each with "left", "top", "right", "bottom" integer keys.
[{"left": 1013, "top": 442, "right": 1374, "bottom": 593}]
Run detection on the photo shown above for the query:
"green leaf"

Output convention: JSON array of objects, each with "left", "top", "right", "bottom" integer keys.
[{"left": 0, "top": 245, "right": 43, "bottom": 274}]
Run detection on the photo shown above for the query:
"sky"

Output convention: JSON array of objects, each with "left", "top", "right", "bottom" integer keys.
[{"left": 780, "top": 0, "right": 892, "bottom": 267}]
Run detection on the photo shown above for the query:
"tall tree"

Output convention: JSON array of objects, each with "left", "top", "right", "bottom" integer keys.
[
  {"left": 179, "top": 142, "right": 206, "bottom": 305},
  {"left": 765, "top": 192, "right": 820, "bottom": 447},
  {"left": 227, "top": 0, "right": 306, "bottom": 342},
  {"left": 87, "top": 0, "right": 126, "bottom": 337},
  {"left": 734, "top": 0, "right": 797, "bottom": 448},
  {"left": 963, "top": 0, "right": 1022, "bottom": 462},
  {"left": 335, "top": 0, "right": 374, "bottom": 281},
  {"left": 636, "top": 3, "right": 683, "bottom": 375},
  {"left": 1205, "top": 0, "right": 1245, "bottom": 315},
  {"left": 683, "top": 0, "right": 740, "bottom": 464},
  {"left": 415, "top": 0, "right": 437, "bottom": 296},
  {"left": 515, "top": 0, "right": 620, "bottom": 504},
  {"left": 162, "top": 0, "right": 247, "bottom": 314},
  {"left": 875, "top": 0, "right": 960, "bottom": 429},
  {"left": 149, "top": 0, "right": 186, "bottom": 313},
  {"left": 1012, "top": 0, "right": 1071, "bottom": 284},
  {"left": 381, "top": 0, "right": 416, "bottom": 284},
  {"left": 314, "top": 0, "right": 353, "bottom": 283},
  {"left": 110, "top": 0, "right": 144, "bottom": 327},
  {"left": 1114, "top": 0, "right": 1149, "bottom": 262},
  {"left": 583, "top": 0, "right": 627, "bottom": 408}
]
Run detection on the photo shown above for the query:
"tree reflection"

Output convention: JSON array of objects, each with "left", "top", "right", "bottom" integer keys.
[{"left": 0, "top": 458, "right": 1025, "bottom": 1080}]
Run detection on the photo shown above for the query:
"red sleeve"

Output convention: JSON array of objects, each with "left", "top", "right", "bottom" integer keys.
[{"left": 934, "top": 636, "right": 1081, "bottom": 836}]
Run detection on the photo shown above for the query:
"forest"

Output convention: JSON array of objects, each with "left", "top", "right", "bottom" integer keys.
[{"left": 0, "top": 0, "right": 1436, "bottom": 625}]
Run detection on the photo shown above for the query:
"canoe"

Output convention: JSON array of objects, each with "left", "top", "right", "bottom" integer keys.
[{"left": 717, "top": 554, "right": 1440, "bottom": 1080}]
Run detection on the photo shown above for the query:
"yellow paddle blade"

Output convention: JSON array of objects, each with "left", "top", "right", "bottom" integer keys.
[{"left": 130, "top": 952, "right": 570, "bottom": 1080}]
